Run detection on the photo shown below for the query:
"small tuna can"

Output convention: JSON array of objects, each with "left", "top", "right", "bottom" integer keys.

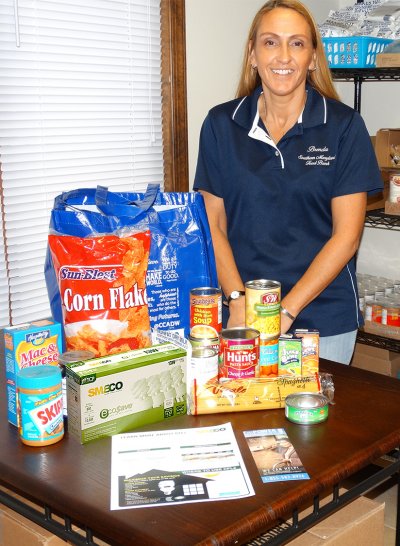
[
  {"left": 17, "top": 365, "right": 64, "bottom": 446},
  {"left": 219, "top": 327, "right": 260, "bottom": 381},
  {"left": 285, "top": 392, "right": 329, "bottom": 425}
]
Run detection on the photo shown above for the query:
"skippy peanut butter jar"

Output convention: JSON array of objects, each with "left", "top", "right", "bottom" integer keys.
[
  {"left": 4, "top": 320, "right": 63, "bottom": 426},
  {"left": 17, "top": 365, "right": 64, "bottom": 446}
]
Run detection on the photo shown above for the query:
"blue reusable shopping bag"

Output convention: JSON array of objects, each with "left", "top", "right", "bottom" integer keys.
[{"left": 45, "top": 184, "right": 218, "bottom": 342}]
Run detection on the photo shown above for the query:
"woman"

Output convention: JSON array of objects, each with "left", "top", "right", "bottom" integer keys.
[{"left": 194, "top": 0, "right": 383, "bottom": 364}]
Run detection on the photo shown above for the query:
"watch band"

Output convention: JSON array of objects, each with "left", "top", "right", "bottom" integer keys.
[
  {"left": 281, "top": 306, "right": 296, "bottom": 321},
  {"left": 227, "top": 290, "right": 245, "bottom": 304}
]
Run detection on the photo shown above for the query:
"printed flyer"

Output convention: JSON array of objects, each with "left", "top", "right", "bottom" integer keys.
[
  {"left": 111, "top": 422, "right": 254, "bottom": 509},
  {"left": 244, "top": 428, "right": 309, "bottom": 483}
]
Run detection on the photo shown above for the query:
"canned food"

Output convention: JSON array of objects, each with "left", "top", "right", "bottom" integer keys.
[
  {"left": 382, "top": 301, "right": 400, "bottom": 327},
  {"left": 371, "top": 300, "right": 383, "bottom": 323},
  {"left": 219, "top": 327, "right": 260, "bottom": 381},
  {"left": 389, "top": 173, "right": 400, "bottom": 204},
  {"left": 189, "top": 334, "right": 220, "bottom": 352},
  {"left": 190, "top": 287, "right": 222, "bottom": 339},
  {"left": 190, "top": 347, "right": 219, "bottom": 387},
  {"left": 285, "top": 392, "right": 329, "bottom": 425},
  {"left": 259, "top": 336, "right": 279, "bottom": 377},
  {"left": 245, "top": 279, "right": 281, "bottom": 338}
]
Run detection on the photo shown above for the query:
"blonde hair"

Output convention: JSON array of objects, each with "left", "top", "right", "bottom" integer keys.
[{"left": 236, "top": 0, "right": 339, "bottom": 101}]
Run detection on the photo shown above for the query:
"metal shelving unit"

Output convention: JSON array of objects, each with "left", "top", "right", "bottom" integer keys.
[
  {"left": 364, "top": 209, "right": 400, "bottom": 231},
  {"left": 357, "top": 329, "right": 400, "bottom": 353},
  {"left": 331, "top": 67, "right": 400, "bottom": 112},
  {"left": 331, "top": 68, "right": 400, "bottom": 354}
]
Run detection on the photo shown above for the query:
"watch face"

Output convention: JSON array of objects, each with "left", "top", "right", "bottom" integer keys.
[{"left": 231, "top": 290, "right": 240, "bottom": 300}]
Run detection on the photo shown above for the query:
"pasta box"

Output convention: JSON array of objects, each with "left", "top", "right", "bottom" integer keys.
[
  {"left": 4, "top": 320, "right": 63, "bottom": 426},
  {"left": 66, "top": 342, "right": 186, "bottom": 443}
]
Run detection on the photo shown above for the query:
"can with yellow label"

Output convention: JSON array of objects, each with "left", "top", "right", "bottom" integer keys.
[{"left": 245, "top": 279, "right": 281, "bottom": 339}]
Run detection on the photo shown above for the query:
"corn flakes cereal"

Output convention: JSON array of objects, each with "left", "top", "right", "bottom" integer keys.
[{"left": 48, "top": 230, "right": 151, "bottom": 357}]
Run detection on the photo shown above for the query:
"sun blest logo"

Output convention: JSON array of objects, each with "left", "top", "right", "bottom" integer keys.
[{"left": 60, "top": 266, "right": 118, "bottom": 281}]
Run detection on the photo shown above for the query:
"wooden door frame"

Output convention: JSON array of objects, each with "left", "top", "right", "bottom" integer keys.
[{"left": 161, "top": 0, "right": 189, "bottom": 192}]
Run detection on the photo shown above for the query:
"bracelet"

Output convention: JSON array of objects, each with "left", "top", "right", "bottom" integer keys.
[{"left": 281, "top": 306, "right": 296, "bottom": 321}]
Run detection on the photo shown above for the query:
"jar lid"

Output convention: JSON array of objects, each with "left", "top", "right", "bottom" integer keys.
[
  {"left": 17, "top": 365, "right": 61, "bottom": 390},
  {"left": 58, "top": 350, "right": 95, "bottom": 365}
]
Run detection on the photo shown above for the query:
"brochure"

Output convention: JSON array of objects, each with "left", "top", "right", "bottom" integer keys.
[
  {"left": 111, "top": 422, "right": 254, "bottom": 509},
  {"left": 244, "top": 428, "right": 309, "bottom": 483}
]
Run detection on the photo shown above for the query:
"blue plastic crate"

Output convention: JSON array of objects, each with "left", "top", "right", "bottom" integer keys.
[{"left": 322, "top": 36, "right": 393, "bottom": 68}]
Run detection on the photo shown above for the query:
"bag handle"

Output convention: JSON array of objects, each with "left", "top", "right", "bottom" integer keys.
[{"left": 95, "top": 183, "right": 159, "bottom": 217}]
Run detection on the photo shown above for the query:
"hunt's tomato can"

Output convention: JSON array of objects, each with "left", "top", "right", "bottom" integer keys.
[
  {"left": 219, "top": 327, "right": 259, "bottom": 381},
  {"left": 245, "top": 279, "right": 281, "bottom": 339},
  {"left": 190, "top": 287, "right": 222, "bottom": 339}
]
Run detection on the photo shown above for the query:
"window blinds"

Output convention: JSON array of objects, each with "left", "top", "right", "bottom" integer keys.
[{"left": 0, "top": 0, "right": 163, "bottom": 327}]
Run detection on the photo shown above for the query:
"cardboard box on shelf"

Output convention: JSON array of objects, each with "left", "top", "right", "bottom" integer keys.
[
  {"left": 351, "top": 342, "right": 400, "bottom": 377},
  {"left": 363, "top": 320, "right": 400, "bottom": 342},
  {"left": 376, "top": 53, "right": 400, "bottom": 67},
  {"left": 354, "top": 342, "right": 399, "bottom": 360},
  {"left": 287, "top": 492, "right": 384, "bottom": 546},
  {"left": 375, "top": 129, "right": 400, "bottom": 169},
  {"left": 385, "top": 200, "right": 400, "bottom": 216}
]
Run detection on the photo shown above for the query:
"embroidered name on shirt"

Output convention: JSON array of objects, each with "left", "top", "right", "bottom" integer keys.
[{"left": 298, "top": 146, "right": 335, "bottom": 166}]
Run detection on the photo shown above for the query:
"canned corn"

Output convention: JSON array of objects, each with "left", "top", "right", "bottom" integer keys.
[{"left": 245, "top": 279, "right": 281, "bottom": 339}]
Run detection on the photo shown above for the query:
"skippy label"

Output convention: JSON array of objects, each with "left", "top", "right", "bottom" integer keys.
[
  {"left": 48, "top": 231, "right": 152, "bottom": 357},
  {"left": 19, "top": 389, "right": 64, "bottom": 441}
]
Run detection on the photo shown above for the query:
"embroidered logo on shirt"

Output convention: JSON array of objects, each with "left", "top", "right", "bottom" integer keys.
[{"left": 298, "top": 146, "right": 336, "bottom": 166}]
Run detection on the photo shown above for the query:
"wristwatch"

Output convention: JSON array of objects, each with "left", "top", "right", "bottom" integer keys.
[{"left": 226, "top": 290, "right": 245, "bottom": 305}]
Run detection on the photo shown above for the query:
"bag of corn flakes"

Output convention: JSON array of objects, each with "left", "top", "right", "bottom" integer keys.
[{"left": 45, "top": 184, "right": 217, "bottom": 354}]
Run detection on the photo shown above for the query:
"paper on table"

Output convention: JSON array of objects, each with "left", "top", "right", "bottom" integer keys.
[
  {"left": 244, "top": 428, "right": 309, "bottom": 483},
  {"left": 110, "top": 422, "right": 254, "bottom": 509}
]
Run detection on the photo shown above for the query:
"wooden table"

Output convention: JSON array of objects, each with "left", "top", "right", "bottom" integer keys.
[{"left": 1, "top": 360, "right": 400, "bottom": 546}]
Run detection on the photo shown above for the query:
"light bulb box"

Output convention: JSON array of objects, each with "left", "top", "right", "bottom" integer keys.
[{"left": 65, "top": 342, "right": 186, "bottom": 444}]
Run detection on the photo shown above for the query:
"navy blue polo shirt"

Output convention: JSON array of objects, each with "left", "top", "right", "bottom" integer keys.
[{"left": 194, "top": 84, "right": 383, "bottom": 336}]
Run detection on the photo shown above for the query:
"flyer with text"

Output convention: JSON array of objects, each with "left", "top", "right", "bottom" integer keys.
[
  {"left": 244, "top": 428, "right": 309, "bottom": 483},
  {"left": 111, "top": 422, "right": 254, "bottom": 509}
]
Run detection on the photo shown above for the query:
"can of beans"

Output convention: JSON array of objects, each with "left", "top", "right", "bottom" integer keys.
[
  {"left": 245, "top": 280, "right": 281, "bottom": 339},
  {"left": 219, "top": 327, "right": 260, "bottom": 381},
  {"left": 190, "top": 287, "right": 222, "bottom": 339}
]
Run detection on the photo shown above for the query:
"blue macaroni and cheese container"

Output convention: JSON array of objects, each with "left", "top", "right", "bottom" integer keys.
[{"left": 17, "top": 365, "right": 64, "bottom": 446}]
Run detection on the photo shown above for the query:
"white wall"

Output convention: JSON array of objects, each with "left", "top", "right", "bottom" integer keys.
[
  {"left": 186, "top": 0, "right": 336, "bottom": 186},
  {"left": 185, "top": 0, "right": 400, "bottom": 280}
]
